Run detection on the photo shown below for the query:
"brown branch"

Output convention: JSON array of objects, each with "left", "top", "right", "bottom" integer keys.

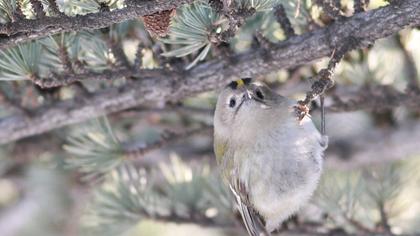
[
  {"left": 29, "top": 0, "right": 46, "bottom": 19},
  {"left": 108, "top": 38, "right": 131, "bottom": 69},
  {"left": 31, "top": 68, "right": 167, "bottom": 88},
  {"left": 216, "top": 2, "right": 256, "bottom": 42},
  {"left": 58, "top": 45, "right": 74, "bottom": 73},
  {"left": 0, "top": 0, "right": 194, "bottom": 49},
  {"left": 133, "top": 43, "right": 144, "bottom": 72},
  {"left": 328, "top": 85, "right": 420, "bottom": 113},
  {"left": 274, "top": 4, "right": 296, "bottom": 38},
  {"left": 124, "top": 125, "right": 212, "bottom": 159},
  {"left": 354, "top": 0, "right": 370, "bottom": 13},
  {"left": 119, "top": 104, "right": 213, "bottom": 118},
  {"left": 46, "top": 0, "right": 63, "bottom": 16},
  {"left": 12, "top": 0, "right": 25, "bottom": 22},
  {"left": 295, "top": 36, "right": 361, "bottom": 119},
  {"left": 378, "top": 200, "right": 393, "bottom": 235},
  {"left": 0, "top": 0, "right": 419, "bottom": 144},
  {"left": 346, "top": 217, "right": 375, "bottom": 234}
]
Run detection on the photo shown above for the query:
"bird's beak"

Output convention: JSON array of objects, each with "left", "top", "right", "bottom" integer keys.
[{"left": 245, "top": 89, "right": 252, "bottom": 100}]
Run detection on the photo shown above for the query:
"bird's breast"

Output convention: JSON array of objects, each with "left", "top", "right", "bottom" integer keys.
[{"left": 234, "top": 124, "right": 323, "bottom": 225}]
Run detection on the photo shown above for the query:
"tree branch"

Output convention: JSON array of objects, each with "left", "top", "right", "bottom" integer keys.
[
  {"left": 0, "top": 0, "right": 194, "bottom": 49},
  {"left": 0, "top": 0, "right": 419, "bottom": 144},
  {"left": 124, "top": 124, "right": 213, "bottom": 159},
  {"left": 328, "top": 85, "right": 420, "bottom": 113},
  {"left": 31, "top": 68, "right": 165, "bottom": 88},
  {"left": 29, "top": 0, "right": 46, "bottom": 19},
  {"left": 108, "top": 38, "right": 131, "bottom": 69},
  {"left": 274, "top": 4, "right": 296, "bottom": 39},
  {"left": 46, "top": 0, "right": 63, "bottom": 16}
]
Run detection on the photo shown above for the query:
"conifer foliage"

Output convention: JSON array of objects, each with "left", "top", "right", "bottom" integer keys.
[{"left": 0, "top": 0, "right": 419, "bottom": 235}]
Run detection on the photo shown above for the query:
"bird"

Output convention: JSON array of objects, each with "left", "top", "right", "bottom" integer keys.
[{"left": 213, "top": 78, "right": 327, "bottom": 235}]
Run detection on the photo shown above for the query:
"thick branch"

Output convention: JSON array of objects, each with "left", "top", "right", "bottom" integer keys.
[
  {"left": 0, "top": 0, "right": 419, "bottom": 144},
  {"left": 328, "top": 85, "right": 420, "bottom": 112},
  {"left": 124, "top": 125, "right": 212, "bottom": 159},
  {"left": 32, "top": 68, "right": 165, "bottom": 88},
  {"left": 0, "top": 0, "right": 193, "bottom": 49}
]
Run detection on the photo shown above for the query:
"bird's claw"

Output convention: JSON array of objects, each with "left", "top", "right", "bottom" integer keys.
[{"left": 294, "top": 103, "right": 310, "bottom": 122}]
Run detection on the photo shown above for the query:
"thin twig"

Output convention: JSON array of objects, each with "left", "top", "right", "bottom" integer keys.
[
  {"left": 354, "top": 0, "right": 370, "bottom": 13},
  {"left": 274, "top": 4, "right": 296, "bottom": 39},
  {"left": 252, "top": 32, "right": 274, "bottom": 63},
  {"left": 29, "top": 0, "right": 46, "bottom": 18},
  {"left": 12, "top": 0, "right": 25, "bottom": 21},
  {"left": 378, "top": 201, "right": 392, "bottom": 235},
  {"left": 216, "top": 3, "right": 256, "bottom": 42},
  {"left": 56, "top": 44, "right": 90, "bottom": 95},
  {"left": 295, "top": 37, "right": 361, "bottom": 119},
  {"left": 108, "top": 38, "right": 131, "bottom": 69},
  {"left": 133, "top": 43, "right": 144, "bottom": 72},
  {"left": 58, "top": 46, "right": 74, "bottom": 73},
  {"left": 46, "top": 0, "right": 63, "bottom": 16},
  {"left": 254, "top": 32, "right": 272, "bottom": 49},
  {"left": 344, "top": 216, "right": 375, "bottom": 234}
]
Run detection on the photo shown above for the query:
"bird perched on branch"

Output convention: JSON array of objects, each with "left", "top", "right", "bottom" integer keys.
[{"left": 213, "top": 78, "right": 327, "bottom": 235}]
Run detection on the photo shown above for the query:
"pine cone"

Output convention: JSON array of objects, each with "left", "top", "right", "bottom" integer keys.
[{"left": 142, "top": 9, "right": 175, "bottom": 38}]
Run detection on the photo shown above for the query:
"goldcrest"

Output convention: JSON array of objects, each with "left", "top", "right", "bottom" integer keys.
[{"left": 213, "top": 78, "right": 327, "bottom": 235}]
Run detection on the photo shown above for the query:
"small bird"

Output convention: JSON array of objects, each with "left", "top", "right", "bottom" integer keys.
[{"left": 213, "top": 78, "right": 327, "bottom": 235}]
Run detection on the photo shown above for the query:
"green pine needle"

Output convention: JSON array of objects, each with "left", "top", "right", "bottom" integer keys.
[
  {"left": 78, "top": 33, "right": 115, "bottom": 71},
  {"left": 83, "top": 164, "right": 164, "bottom": 236},
  {"left": 63, "top": 117, "right": 125, "bottom": 181},
  {"left": 82, "top": 155, "right": 233, "bottom": 235},
  {"left": 0, "top": 0, "right": 16, "bottom": 22},
  {"left": 0, "top": 41, "right": 42, "bottom": 81},
  {"left": 161, "top": 2, "right": 222, "bottom": 70}
]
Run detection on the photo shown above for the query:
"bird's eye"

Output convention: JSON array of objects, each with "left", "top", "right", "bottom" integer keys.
[
  {"left": 255, "top": 89, "right": 264, "bottom": 100},
  {"left": 229, "top": 98, "right": 236, "bottom": 108}
]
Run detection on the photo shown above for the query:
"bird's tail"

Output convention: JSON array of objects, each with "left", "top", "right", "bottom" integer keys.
[{"left": 230, "top": 184, "right": 270, "bottom": 236}]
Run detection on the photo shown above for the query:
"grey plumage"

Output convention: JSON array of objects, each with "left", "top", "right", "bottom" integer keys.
[{"left": 214, "top": 79, "right": 327, "bottom": 235}]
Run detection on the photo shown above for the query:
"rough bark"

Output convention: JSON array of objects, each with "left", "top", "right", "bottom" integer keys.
[
  {"left": 0, "top": 0, "right": 194, "bottom": 49},
  {"left": 0, "top": 0, "right": 419, "bottom": 144}
]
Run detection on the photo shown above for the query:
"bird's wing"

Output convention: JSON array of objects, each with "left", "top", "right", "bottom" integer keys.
[
  {"left": 214, "top": 138, "right": 270, "bottom": 235},
  {"left": 229, "top": 178, "right": 270, "bottom": 236}
]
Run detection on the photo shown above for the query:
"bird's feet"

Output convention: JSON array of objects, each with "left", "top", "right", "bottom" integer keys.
[{"left": 294, "top": 102, "right": 310, "bottom": 121}]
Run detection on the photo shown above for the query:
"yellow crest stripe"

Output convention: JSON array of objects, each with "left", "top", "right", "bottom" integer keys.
[
  {"left": 236, "top": 79, "right": 245, "bottom": 87},
  {"left": 227, "top": 78, "right": 252, "bottom": 90}
]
